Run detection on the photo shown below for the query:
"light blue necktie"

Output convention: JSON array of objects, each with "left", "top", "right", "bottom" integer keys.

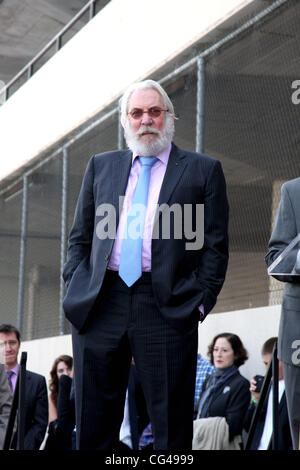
[{"left": 119, "top": 156, "right": 157, "bottom": 287}]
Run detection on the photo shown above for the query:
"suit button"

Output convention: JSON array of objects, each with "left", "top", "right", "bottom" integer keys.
[{"left": 104, "top": 254, "right": 109, "bottom": 261}]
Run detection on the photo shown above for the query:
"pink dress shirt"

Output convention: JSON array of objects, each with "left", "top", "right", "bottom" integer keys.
[
  {"left": 108, "top": 143, "right": 171, "bottom": 271},
  {"left": 108, "top": 142, "right": 205, "bottom": 320}
]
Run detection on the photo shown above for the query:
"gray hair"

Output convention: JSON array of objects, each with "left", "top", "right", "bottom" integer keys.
[{"left": 119, "top": 79, "right": 175, "bottom": 127}]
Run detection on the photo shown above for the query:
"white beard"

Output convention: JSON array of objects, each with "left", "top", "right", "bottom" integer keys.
[{"left": 124, "top": 115, "right": 174, "bottom": 156}]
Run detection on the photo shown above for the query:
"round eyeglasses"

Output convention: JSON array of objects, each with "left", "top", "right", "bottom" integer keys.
[{"left": 128, "top": 107, "right": 169, "bottom": 120}]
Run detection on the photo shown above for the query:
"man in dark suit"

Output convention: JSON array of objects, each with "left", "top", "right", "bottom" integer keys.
[
  {"left": 244, "top": 337, "right": 292, "bottom": 450},
  {"left": 265, "top": 178, "right": 300, "bottom": 450},
  {"left": 0, "top": 324, "right": 48, "bottom": 450},
  {"left": 63, "top": 79, "right": 229, "bottom": 450}
]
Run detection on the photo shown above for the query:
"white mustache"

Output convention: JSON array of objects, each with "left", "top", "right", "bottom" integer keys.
[{"left": 136, "top": 126, "right": 160, "bottom": 136}]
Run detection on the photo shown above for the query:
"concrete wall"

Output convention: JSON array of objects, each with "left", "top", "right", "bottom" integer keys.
[
  {"left": 198, "top": 304, "right": 281, "bottom": 380},
  {"left": 22, "top": 304, "right": 281, "bottom": 388},
  {"left": 22, "top": 333, "right": 72, "bottom": 389},
  {"left": 0, "top": 0, "right": 253, "bottom": 182}
]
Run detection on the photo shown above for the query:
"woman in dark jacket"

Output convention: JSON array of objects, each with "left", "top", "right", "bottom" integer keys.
[
  {"left": 195, "top": 332, "right": 250, "bottom": 443},
  {"left": 44, "top": 355, "right": 75, "bottom": 450}
]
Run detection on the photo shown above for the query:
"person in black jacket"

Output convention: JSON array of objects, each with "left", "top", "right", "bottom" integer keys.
[
  {"left": 44, "top": 373, "right": 75, "bottom": 450},
  {"left": 44, "top": 355, "right": 75, "bottom": 450},
  {"left": 243, "top": 337, "right": 292, "bottom": 450},
  {"left": 195, "top": 332, "right": 250, "bottom": 444}
]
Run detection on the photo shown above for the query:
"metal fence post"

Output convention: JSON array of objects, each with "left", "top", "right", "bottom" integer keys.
[
  {"left": 196, "top": 56, "right": 205, "bottom": 154},
  {"left": 59, "top": 148, "right": 69, "bottom": 335},
  {"left": 17, "top": 175, "right": 28, "bottom": 336}
]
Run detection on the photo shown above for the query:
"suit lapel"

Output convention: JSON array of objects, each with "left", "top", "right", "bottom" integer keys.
[
  {"left": 112, "top": 150, "right": 132, "bottom": 225},
  {"left": 151, "top": 143, "right": 187, "bottom": 238},
  {"left": 25, "top": 371, "right": 31, "bottom": 399},
  {"left": 158, "top": 143, "right": 187, "bottom": 206}
]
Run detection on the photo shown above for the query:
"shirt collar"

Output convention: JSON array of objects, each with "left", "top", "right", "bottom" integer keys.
[
  {"left": 132, "top": 142, "right": 172, "bottom": 166},
  {"left": 6, "top": 363, "right": 19, "bottom": 376}
]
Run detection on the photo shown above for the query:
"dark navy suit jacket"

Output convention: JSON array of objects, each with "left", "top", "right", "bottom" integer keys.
[
  {"left": 12, "top": 370, "right": 48, "bottom": 450},
  {"left": 199, "top": 370, "right": 250, "bottom": 441},
  {"left": 244, "top": 388, "right": 292, "bottom": 450},
  {"left": 63, "top": 143, "right": 229, "bottom": 332}
]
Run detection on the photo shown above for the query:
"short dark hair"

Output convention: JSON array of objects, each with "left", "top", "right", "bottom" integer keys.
[
  {"left": 207, "top": 332, "right": 248, "bottom": 368},
  {"left": 261, "top": 337, "right": 278, "bottom": 356},
  {"left": 0, "top": 324, "right": 21, "bottom": 343}
]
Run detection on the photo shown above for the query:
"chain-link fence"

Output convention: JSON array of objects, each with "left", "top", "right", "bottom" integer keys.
[{"left": 0, "top": 0, "right": 298, "bottom": 340}]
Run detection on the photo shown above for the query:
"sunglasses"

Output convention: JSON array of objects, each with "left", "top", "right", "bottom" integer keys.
[{"left": 128, "top": 107, "right": 168, "bottom": 120}]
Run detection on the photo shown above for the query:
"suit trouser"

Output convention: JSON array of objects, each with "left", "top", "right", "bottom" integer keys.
[
  {"left": 72, "top": 270, "right": 198, "bottom": 450},
  {"left": 282, "top": 361, "right": 300, "bottom": 450}
]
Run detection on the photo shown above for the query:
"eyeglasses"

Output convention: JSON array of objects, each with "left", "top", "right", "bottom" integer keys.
[
  {"left": 128, "top": 107, "right": 168, "bottom": 120},
  {"left": 0, "top": 340, "right": 19, "bottom": 348}
]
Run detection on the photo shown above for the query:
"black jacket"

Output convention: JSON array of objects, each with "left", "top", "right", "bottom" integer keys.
[
  {"left": 198, "top": 370, "right": 250, "bottom": 441},
  {"left": 12, "top": 370, "right": 48, "bottom": 450},
  {"left": 243, "top": 387, "right": 292, "bottom": 450},
  {"left": 44, "top": 374, "right": 75, "bottom": 450}
]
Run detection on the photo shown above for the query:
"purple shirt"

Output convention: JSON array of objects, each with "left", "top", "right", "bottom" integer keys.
[{"left": 108, "top": 143, "right": 171, "bottom": 271}]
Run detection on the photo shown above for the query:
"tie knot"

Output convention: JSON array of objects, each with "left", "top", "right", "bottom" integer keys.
[
  {"left": 6, "top": 370, "right": 13, "bottom": 379},
  {"left": 139, "top": 156, "right": 157, "bottom": 167}
]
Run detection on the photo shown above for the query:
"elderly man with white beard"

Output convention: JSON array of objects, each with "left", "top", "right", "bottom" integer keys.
[{"left": 63, "top": 80, "right": 229, "bottom": 450}]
